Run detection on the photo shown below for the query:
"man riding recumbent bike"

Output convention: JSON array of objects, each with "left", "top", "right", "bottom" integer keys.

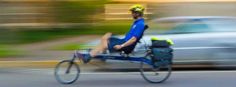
[{"left": 54, "top": 25, "right": 174, "bottom": 84}]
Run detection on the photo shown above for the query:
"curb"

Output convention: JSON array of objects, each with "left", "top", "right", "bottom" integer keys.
[
  {"left": 0, "top": 61, "right": 59, "bottom": 68},
  {"left": 0, "top": 60, "right": 103, "bottom": 68}
]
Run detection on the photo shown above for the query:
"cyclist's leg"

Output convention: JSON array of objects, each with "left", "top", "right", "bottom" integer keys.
[
  {"left": 101, "top": 32, "right": 112, "bottom": 48},
  {"left": 90, "top": 32, "right": 112, "bottom": 57}
]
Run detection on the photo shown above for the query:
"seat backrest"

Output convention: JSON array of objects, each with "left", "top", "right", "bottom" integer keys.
[{"left": 139, "top": 25, "right": 149, "bottom": 41}]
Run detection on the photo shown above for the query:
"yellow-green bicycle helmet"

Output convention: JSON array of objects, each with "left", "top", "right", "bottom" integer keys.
[{"left": 129, "top": 4, "right": 145, "bottom": 13}]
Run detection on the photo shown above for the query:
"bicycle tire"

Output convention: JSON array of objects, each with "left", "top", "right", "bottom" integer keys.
[
  {"left": 54, "top": 60, "right": 80, "bottom": 84},
  {"left": 140, "top": 55, "right": 172, "bottom": 83}
]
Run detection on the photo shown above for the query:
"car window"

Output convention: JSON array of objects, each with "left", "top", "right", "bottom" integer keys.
[
  {"left": 164, "top": 23, "right": 210, "bottom": 34},
  {"left": 205, "top": 19, "right": 236, "bottom": 32},
  {"left": 147, "top": 18, "right": 236, "bottom": 35}
]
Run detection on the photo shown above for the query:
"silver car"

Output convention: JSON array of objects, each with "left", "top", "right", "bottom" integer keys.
[
  {"left": 89, "top": 16, "right": 236, "bottom": 68},
  {"left": 136, "top": 16, "right": 236, "bottom": 68}
]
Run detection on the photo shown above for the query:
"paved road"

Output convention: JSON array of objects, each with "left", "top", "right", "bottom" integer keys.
[{"left": 0, "top": 68, "right": 235, "bottom": 87}]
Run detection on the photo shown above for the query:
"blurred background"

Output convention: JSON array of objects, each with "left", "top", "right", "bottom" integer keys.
[
  {"left": 0, "top": 0, "right": 236, "bottom": 68},
  {"left": 1, "top": 1, "right": 236, "bottom": 87}
]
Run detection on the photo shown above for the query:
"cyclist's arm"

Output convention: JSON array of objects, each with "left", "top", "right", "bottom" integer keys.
[
  {"left": 121, "top": 23, "right": 144, "bottom": 48},
  {"left": 121, "top": 36, "right": 137, "bottom": 47},
  {"left": 114, "top": 37, "right": 137, "bottom": 50}
]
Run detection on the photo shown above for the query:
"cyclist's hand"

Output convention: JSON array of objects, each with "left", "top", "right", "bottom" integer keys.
[{"left": 114, "top": 45, "right": 122, "bottom": 50}]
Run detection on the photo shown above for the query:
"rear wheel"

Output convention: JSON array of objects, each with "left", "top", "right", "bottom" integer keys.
[
  {"left": 54, "top": 60, "right": 80, "bottom": 84},
  {"left": 140, "top": 55, "right": 172, "bottom": 83}
]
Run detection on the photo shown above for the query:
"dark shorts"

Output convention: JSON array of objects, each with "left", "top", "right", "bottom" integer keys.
[{"left": 108, "top": 37, "right": 135, "bottom": 53}]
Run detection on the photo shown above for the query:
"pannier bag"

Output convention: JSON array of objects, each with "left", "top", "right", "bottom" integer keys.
[{"left": 151, "top": 37, "right": 174, "bottom": 66}]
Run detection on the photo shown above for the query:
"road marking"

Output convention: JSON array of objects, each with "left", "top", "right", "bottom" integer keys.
[
  {"left": 6, "top": 68, "right": 236, "bottom": 75},
  {"left": 174, "top": 47, "right": 234, "bottom": 50},
  {"left": 80, "top": 71, "right": 236, "bottom": 74},
  {"left": 173, "top": 70, "right": 236, "bottom": 74}
]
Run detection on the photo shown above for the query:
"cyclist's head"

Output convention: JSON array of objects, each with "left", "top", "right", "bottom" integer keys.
[{"left": 129, "top": 4, "right": 145, "bottom": 19}]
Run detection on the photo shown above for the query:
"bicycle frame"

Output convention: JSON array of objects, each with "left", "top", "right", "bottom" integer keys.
[
  {"left": 72, "top": 49, "right": 153, "bottom": 66},
  {"left": 55, "top": 48, "right": 173, "bottom": 84},
  {"left": 95, "top": 54, "right": 152, "bottom": 65}
]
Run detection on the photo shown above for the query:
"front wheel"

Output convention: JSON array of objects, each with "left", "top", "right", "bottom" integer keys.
[
  {"left": 54, "top": 60, "right": 80, "bottom": 84},
  {"left": 140, "top": 55, "right": 172, "bottom": 83}
]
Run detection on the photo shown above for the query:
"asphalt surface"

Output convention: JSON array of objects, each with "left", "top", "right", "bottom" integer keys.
[{"left": 0, "top": 68, "right": 235, "bottom": 87}]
